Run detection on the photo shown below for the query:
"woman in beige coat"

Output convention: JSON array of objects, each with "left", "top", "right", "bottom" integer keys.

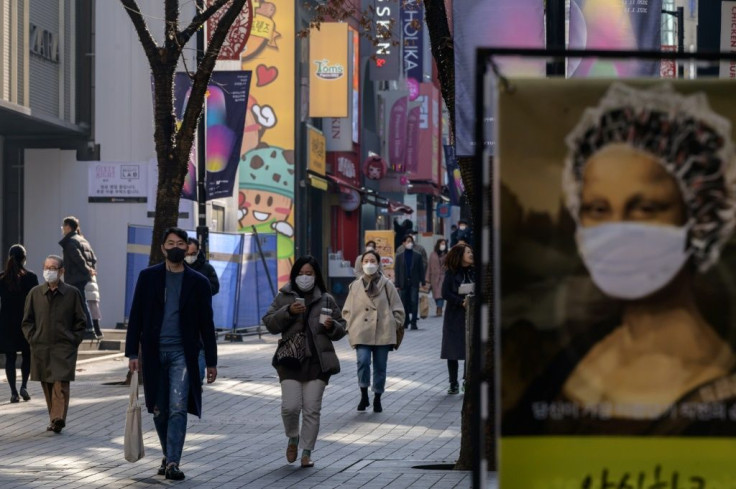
[{"left": 342, "top": 250, "right": 405, "bottom": 413}]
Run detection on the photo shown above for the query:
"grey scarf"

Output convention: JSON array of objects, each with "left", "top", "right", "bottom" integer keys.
[{"left": 362, "top": 273, "right": 382, "bottom": 298}]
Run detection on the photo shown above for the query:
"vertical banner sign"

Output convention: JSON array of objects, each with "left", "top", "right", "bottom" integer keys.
[
  {"left": 206, "top": 0, "right": 252, "bottom": 60},
  {"left": 413, "top": 83, "right": 440, "bottom": 182},
  {"left": 443, "top": 144, "right": 463, "bottom": 206},
  {"left": 453, "top": 0, "right": 545, "bottom": 157},
  {"left": 306, "top": 125, "right": 326, "bottom": 176},
  {"left": 370, "top": 0, "right": 401, "bottom": 81},
  {"left": 720, "top": 1, "right": 736, "bottom": 78},
  {"left": 569, "top": 0, "right": 663, "bottom": 77},
  {"left": 351, "top": 26, "right": 360, "bottom": 144},
  {"left": 380, "top": 89, "right": 410, "bottom": 172},
  {"left": 238, "top": 0, "right": 296, "bottom": 287},
  {"left": 174, "top": 71, "right": 251, "bottom": 200},
  {"left": 309, "top": 22, "right": 348, "bottom": 117},
  {"left": 401, "top": 0, "right": 424, "bottom": 83},
  {"left": 495, "top": 78, "right": 736, "bottom": 488}
]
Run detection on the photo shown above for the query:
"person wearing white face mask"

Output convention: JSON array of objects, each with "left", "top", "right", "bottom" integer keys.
[
  {"left": 184, "top": 238, "right": 219, "bottom": 296},
  {"left": 353, "top": 240, "right": 377, "bottom": 277},
  {"left": 342, "top": 250, "right": 405, "bottom": 413},
  {"left": 21, "top": 255, "right": 86, "bottom": 433},
  {"left": 504, "top": 83, "right": 736, "bottom": 436},
  {"left": 263, "top": 256, "right": 346, "bottom": 468},
  {"left": 426, "top": 239, "right": 449, "bottom": 316}
]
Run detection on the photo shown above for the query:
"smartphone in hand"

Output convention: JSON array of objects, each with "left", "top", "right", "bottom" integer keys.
[{"left": 295, "top": 298, "right": 305, "bottom": 306}]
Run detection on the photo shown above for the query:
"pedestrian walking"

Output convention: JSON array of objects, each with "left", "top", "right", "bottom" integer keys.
[
  {"left": 125, "top": 227, "right": 218, "bottom": 481},
  {"left": 185, "top": 237, "right": 220, "bottom": 295},
  {"left": 394, "top": 235, "right": 426, "bottom": 330},
  {"left": 0, "top": 245, "right": 39, "bottom": 403},
  {"left": 21, "top": 255, "right": 86, "bottom": 432},
  {"left": 353, "top": 240, "right": 376, "bottom": 277},
  {"left": 342, "top": 250, "right": 404, "bottom": 413},
  {"left": 396, "top": 230, "right": 428, "bottom": 270},
  {"left": 84, "top": 276, "right": 104, "bottom": 339},
  {"left": 59, "top": 216, "right": 98, "bottom": 339},
  {"left": 426, "top": 239, "right": 448, "bottom": 316},
  {"left": 262, "top": 255, "right": 346, "bottom": 468},
  {"left": 441, "top": 243, "right": 475, "bottom": 395}
]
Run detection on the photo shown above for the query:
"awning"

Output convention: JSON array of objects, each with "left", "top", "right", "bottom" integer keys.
[
  {"left": 407, "top": 181, "right": 441, "bottom": 197},
  {"left": 326, "top": 174, "right": 362, "bottom": 194}
]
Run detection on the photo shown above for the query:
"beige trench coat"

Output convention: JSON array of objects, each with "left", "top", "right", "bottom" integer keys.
[{"left": 342, "top": 274, "right": 405, "bottom": 348}]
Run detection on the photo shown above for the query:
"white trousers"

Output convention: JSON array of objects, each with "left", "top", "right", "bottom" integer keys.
[{"left": 280, "top": 379, "right": 326, "bottom": 451}]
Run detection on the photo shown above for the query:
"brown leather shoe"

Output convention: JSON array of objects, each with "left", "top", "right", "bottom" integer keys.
[
  {"left": 301, "top": 455, "right": 314, "bottom": 468},
  {"left": 286, "top": 440, "right": 298, "bottom": 463}
]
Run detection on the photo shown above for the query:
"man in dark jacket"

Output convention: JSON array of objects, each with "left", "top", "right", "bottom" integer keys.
[
  {"left": 394, "top": 235, "right": 426, "bottom": 330},
  {"left": 22, "top": 255, "right": 86, "bottom": 433},
  {"left": 185, "top": 238, "right": 219, "bottom": 296},
  {"left": 126, "top": 227, "right": 218, "bottom": 481},
  {"left": 59, "top": 216, "right": 98, "bottom": 339}
]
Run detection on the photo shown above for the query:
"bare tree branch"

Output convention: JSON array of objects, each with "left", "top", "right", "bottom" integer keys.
[
  {"left": 164, "top": 0, "right": 180, "bottom": 46},
  {"left": 120, "top": 0, "right": 158, "bottom": 61},
  {"left": 177, "top": 0, "right": 233, "bottom": 47},
  {"left": 175, "top": 0, "right": 249, "bottom": 161}
]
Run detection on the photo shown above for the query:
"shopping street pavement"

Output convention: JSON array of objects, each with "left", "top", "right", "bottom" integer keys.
[{"left": 0, "top": 313, "right": 498, "bottom": 488}]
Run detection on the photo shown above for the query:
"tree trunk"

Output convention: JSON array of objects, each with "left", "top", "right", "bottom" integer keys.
[{"left": 423, "top": 0, "right": 492, "bottom": 472}]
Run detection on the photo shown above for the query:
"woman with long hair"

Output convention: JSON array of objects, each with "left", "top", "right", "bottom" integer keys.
[
  {"left": 0, "top": 245, "right": 39, "bottom": 403},
  {"left": 441, "top": 244, "right": 474, "bottom": 394},
  {"left": 262, "top": 256, "right": 346, "bottom": 468},
  {"left": 342, "top": 250, "right": 405, "bottom": 412},
  {"left": 426, "top": 239, "right": 449, "bottom": 316}
]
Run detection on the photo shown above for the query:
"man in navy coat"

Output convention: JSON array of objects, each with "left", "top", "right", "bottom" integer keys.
[{"left": 126, "top": 227, "right": 217, "bottom": 481}]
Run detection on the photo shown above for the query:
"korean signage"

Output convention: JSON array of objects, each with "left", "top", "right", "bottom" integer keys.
[
  {"left": 307, "top": 125, "right": 326, "bottom": 176},
  {"left": 309, "top": 22, "right": 349, "bottom": 117},
  {"left": 88, "top": 162, "right": 147, "bottom": 203},
  {"left": 400, "top": 0, "right": 424, "bottom": 82},
  {"left": 495, "top": 78, "right": 736, "bottom": 487},
  {"left": 720, "top": 1, "right": 736, "bottom": 78},
  {"left": 370, "top": 0, "right": 401, "bottom": 81}
]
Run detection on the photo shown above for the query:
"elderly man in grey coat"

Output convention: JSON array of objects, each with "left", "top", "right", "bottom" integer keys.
[{"left": 22, "top": 254, "right": 86, "bottom": 433}]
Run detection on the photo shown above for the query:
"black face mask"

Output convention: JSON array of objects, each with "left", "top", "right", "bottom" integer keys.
[{"left": 166, "top": 247, "right": 186, "bottom": 264}]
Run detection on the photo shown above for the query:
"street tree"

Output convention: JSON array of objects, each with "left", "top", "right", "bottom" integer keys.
[{"left": 120, "top": 0, "right": 251, "bottom": 264}]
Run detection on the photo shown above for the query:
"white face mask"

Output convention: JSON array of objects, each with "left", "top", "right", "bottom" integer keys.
[
  {"left": 365, "top": 246, "right": 374, "bottom": 252},
  {"left": 405, "top": 243, "right": 413, "bottom": 250},
  {"left": 458, "top": 225, "right": 467, "bottom": 231},
  {"left": 439, "top": 245, "right": 447, "bottom": 252},
  {"left": 43, "top": 270, "right": 59, "bottom": 284},
  {"left": 363, "top": 263, "right": 379, "bottom": 276},
  {"left": 184, "top": 255, "right": 197, "bottom": 265},
  {"left": 576, "top": 221, "right": 691, "bottom": 300},
  {"left": 295, "top": 275, "right": 315, "bottom": 292}
]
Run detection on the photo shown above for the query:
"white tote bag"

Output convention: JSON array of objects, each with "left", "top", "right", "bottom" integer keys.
[{"left": 124, "top": 373, "right": 145, "bottom": 463}]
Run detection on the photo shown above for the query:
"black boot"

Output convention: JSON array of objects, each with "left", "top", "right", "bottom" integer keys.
[
  {"left": 373, "top": 393, "right": 383, "bottom": 413},
  {"left": 93, "top": 319, "right": 103, "bottom": 339},
  {"left": 357, "top": 387, "right": 370, "bottom": 411}
]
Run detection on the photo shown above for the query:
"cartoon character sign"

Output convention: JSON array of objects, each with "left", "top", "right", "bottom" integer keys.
[
  {"left": 238, "top": 145, "right": 295, "bottom": 283},
  {"left": 363, "top": 155, "right": 388, "bottom": 180}
]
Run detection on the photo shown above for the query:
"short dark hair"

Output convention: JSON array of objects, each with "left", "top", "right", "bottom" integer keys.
[
  {"left": 458, "top": 219, "right": 468, "bottom": 226},
  {"left": 290, "top": 255, "right": 328, "bottom": 294},
  {"left": 366, "top": 240, "right": 376, "bottom": 248},
  {"left": 63, "top": 216, "right": 79, "bottom": 231},
  {"left": 187, "top": 237, "right": 200, "bottom": 249},
  {"left": 403, "top": 234, "right": 414, "bottom": 244},
  {"left": 162, "top": 227, "right": 188, "bottom": 245}
]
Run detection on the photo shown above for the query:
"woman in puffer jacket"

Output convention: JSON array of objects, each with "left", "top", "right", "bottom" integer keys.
[
  {"left": 262, "top": 255, "right": 346, "bottom": 469},
  {"left": 342, "top": 250, "right": 405, "bottom": 413}
]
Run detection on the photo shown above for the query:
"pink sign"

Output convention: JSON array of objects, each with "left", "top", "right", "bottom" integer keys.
[{"left": 388, "top": 96, "right": 408, "bottom": 171}]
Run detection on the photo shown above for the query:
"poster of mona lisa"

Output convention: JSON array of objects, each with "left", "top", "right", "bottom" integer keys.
[{"left": 496, "top": 79, "right": 736, "bottom": 488}]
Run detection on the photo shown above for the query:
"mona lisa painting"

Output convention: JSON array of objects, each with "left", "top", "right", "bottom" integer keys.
[{"left": 496, "top": 79, "right": 736, "bottom": 488}]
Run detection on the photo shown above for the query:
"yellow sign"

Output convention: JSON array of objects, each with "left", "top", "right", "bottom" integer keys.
[
  {"left": 307, "top": 125, "right": 326, "bottom": 176},
  {"left": 364, "top": 230, "right": 395, "bottom": 281},
  {"left": 309, "top": 23, "right": 348, "bottom": 117}
]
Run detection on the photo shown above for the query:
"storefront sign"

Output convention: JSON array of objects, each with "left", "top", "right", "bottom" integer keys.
[
  {"left": 307, "top": 125, "right": 326, "bottom": 176},
  {"left": 339, "top": 189, "right": 361, "bottom": 211},
  {"left": 363, "top": 154, "right": 388, "bottom": 180},
  {"left": 325, "top": 116, "right": 353, "bottom": 152},
  {"left": 370, "top": 0, "right": 401, "bottom": 81},
  {"left": 401, "top": 0, "right": 424, "bottom": 82},
  {"left": 720, "top": 1, "right": 736, "bottom": 78},
  {"left": 310, "top": 23, "right": 348, "bottom": 117},
  {"left": 379, "top": 90, "right": 409, "bottom": 171},
  {"left": 88, "top": 162, "right": 147, "bottom": 202},
  {"left": 29, "top": 23, "right": 59, "bottom": 63}
]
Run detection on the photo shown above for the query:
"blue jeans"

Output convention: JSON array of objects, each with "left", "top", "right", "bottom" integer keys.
[
  {"left": 356, "top": 345, "right": 391, "bottom": 394},
  {"left": 153, "top": 350, "right": 190, "bottom": 465},
  {"left": 399, "top": 286, "right": 419, "bottom": 327}
]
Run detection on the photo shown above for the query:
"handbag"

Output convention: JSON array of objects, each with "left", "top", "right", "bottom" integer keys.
[
  {"left": 274, "top": 331, "right": 306, "bottom": 370},
  {"left": 124, "top": 373, "right": 145, "bottom": 463},
  {"left": 419, "top": 292, "right": 429, "bottom": 319}
]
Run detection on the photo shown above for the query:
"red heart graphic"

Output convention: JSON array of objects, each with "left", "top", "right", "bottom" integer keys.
[
  {"left": 256, "top": 64, "right": 278, "bottom": 87},
  {"left": 376, "top": 58, "right": 386, "bottom": 67}
]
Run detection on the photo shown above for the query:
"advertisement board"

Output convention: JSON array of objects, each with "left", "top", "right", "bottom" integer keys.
[{"left": 309, "top": 22, "right": 349, "bottom": 117}]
